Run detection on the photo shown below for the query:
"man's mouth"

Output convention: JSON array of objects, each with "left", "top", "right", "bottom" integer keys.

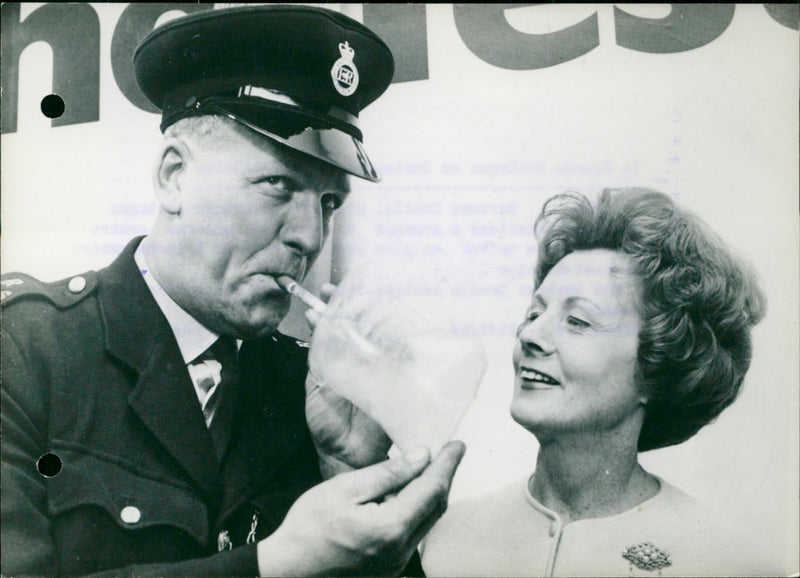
[
  {"left": 261, "top": 269, "right": 304, "bottom": 284},
  {"left": 246, "top": 273, "right": 296, "bottom": 297},
  {"left": 518, "top": 367, "right": 560, "bottom": 386}
]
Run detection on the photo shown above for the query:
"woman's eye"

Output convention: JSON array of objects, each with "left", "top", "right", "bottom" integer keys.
[
  {"left": 515, "top": 311, "right": 540, "bottom": 336},
  {"left": 525, "top": 305, "right": 544, "bottom": 323},
  {"left": 567, "top": 315, "right": 590, "bottom": 328}
]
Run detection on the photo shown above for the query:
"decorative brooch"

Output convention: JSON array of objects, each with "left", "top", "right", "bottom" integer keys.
[{"left": 622, "top": 542, "right": 672, "bottom": 572}]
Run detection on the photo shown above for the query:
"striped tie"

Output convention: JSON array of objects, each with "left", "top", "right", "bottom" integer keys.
[{"left": 189, "top": 336, "right": 239, "bottom": 460}]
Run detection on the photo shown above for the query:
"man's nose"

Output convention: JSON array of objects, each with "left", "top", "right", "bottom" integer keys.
[
  {"left": 517, "top": 315, "right": 556, "bottom": 356},
  {"left": 280, "top": 191, "right": 325, "bottom": 256}
]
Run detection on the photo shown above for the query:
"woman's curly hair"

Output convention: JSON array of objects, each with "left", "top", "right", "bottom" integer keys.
[{"left": 534, "top": 188, "right": 766, "bottom": 451}]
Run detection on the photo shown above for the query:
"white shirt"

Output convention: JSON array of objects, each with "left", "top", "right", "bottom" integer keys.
[
  {"left": 134, "top": 244, "right": 226, "bottom": 426},
  {"left": 421, "top": 473, "right": 774, "bottom": 577}
]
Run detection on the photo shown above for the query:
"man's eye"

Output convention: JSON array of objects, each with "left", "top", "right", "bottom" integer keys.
[
  {"left": 258, "top": 176, "right": 298, "bottom": 193},
  {"left": 321, "top": 194, "right": 342, "bottom": 212}
]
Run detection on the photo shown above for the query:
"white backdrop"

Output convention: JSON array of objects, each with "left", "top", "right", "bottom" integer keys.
[{"left": 2, "top": 4, "right": 798, "bottom": 573}]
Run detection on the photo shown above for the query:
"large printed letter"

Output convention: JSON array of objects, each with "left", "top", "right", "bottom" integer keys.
[
  {"left": 364, "top": 4, "right": 429, "bottom": 83},
  {"left": 1, "top": 3, "right": 100, "bottom": 133},
  {"left": 111, "top": 3, "right": 213, "bottom": 113},
  {"left": 614, "top": 5, "right": 735, "bottom": 53},
  {"left": 764, "top": 4, "right": 799, "bottom": 30},
  {"left": 453, "top": 4, "right": 599, "bottom": 70}
]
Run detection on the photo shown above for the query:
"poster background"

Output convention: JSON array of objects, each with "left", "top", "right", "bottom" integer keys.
[{"left": 2, "top": 4, "right": 798, "bottom": 574}]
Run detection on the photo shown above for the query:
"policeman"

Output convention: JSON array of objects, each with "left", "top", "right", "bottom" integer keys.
[{"left": 1, "top": 6, "right": 464, "bottom": 576}]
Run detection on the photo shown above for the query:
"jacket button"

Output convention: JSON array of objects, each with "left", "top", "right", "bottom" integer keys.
[
  {"left": 68, "top": 276, "right": 87, "bottom": 293},
  {"left": 120, "top": 506, "right": 141, "bottom": 524}
]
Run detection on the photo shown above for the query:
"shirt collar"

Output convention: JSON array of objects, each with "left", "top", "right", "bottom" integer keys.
[{"left": 134, "top": 242, "right": 218, "bottom": 364}]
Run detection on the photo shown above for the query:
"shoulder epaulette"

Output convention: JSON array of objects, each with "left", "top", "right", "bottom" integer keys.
[{"left": 1, "top": 271, "right": 98, "bottom": 309}]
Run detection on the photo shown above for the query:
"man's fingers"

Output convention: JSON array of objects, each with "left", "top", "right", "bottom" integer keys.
[
  {"left": 304, "top": 284, "right": 337, "bottom": 329},
  {"left": 304, "top": 371, "right": 326, "bottom": 396},
  {"left": 306, "top": 380, "right": 344, "bottom": 405},
  {"left": 304, "top": 308, "right": 322, "bottom": 328},
  {"left": 406, "top": 492, "right": 448, "bottom": 550},
  {"left": 380, "top": 441, "right": 466, "bottom": 529},
  {"left": 320, "top": 283, "right": 337, "bottom": 301},
  {"left": 333, "top": 447, "right": 431, "bottom": 503}
]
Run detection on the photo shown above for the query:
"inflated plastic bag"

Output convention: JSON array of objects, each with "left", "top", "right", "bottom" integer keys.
[{"left": 308, "top": 264, "right": 487, "bottom": 455}]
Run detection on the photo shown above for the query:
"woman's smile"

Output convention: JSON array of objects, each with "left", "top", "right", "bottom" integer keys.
[{"left": 517, "top": 366, "right": 560, "bottom": 388}]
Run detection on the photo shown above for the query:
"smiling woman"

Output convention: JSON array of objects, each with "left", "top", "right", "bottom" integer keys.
[
  {"left": 512, "top": 249, "right": 645, "bottom": 446},
  {"left": 420, "top": 188, "right": 773, "bottom": 577}
]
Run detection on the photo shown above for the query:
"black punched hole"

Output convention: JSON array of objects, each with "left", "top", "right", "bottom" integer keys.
[
  {"left": 37, "top": 452, "right": 62, "bottom": 477},
  {"left": 41, "top": 94, "right": 65, "bottom": 119}
]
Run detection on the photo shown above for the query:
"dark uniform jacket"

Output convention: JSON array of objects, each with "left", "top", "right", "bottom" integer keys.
[{"left": 1, "top": 237, "right": 323, "bottom": 576}]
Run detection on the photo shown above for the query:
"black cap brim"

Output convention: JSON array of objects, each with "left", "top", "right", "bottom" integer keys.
[{"left": 189, "top": 96, "right": 380, "bottom": 182}]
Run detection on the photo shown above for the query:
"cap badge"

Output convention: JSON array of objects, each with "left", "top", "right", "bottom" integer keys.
[{"left": 331, "top": 41, "right": 359, "bottom": 97}]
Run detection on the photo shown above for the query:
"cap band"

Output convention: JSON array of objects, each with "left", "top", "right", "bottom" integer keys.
[{"left": 238, "top": 85, "right": 359, "bottom": 128}]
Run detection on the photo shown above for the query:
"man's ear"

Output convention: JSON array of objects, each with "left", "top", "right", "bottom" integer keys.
[{"left": 153, "top": 137, "right": 191, "bottom": 215}]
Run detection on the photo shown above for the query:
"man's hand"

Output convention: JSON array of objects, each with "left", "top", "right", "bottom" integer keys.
[
  {"left": 257, "top": 442, "right": 466, "bottom": 577},
  {"left": 304, "top": 283, "right": 391, "bottom": 477},
  {"left": 305, "top": 372, "right": 392, "bottom": 477}
]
